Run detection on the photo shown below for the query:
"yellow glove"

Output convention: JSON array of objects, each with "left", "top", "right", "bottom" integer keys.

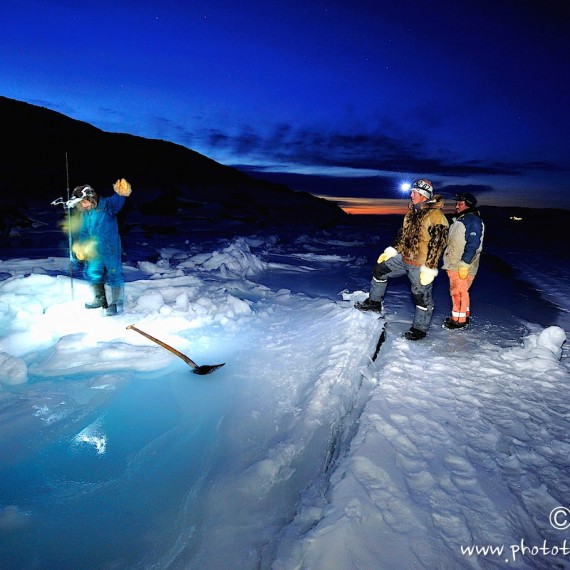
[
  {"left": 72, "top": 242, "right": 84, "bottom": 260},
  {"left": 419, "top": 265, "right": 437, "bottom": 286},
  {"left": 113, "top": 178, "right": 132, "bottom": 197},
  {"left": 377, "top": 246, "right": 398, "bottom": 264},
  {"left": 72, "top": 238, "right": 98, "bottom": 261},
  {"left": 458, "top": 262, "right": 470, "bottom": 279}
]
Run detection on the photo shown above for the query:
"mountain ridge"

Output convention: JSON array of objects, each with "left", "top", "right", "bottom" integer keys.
[{"left": 0, "top": 96, "right": 347, "bottom": 229}]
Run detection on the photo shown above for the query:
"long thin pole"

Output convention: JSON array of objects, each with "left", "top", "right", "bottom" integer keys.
[{"left": 65, "top": 152, "right": 74, "bottom": 299}]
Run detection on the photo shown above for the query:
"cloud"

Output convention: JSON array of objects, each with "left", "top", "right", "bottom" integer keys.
[
  {"left": 437, "top": 183, "right": 495, "bottom": 199},
  {"left": 235, "top": 167, "right": 497, "bottom": 204},
  {"left": 190, "top": 121, "right": 564, "bottom": 180}
]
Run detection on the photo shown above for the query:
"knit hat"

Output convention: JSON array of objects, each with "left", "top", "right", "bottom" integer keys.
[
  {"left": 72, "top": 185, "right": 97, "bottom": 200},
  {"left": 72, "top": 184, "right": 98, "bottom": 210},
  {"left": 412, "top": 179, "right": 434, "bottom": 200},
  {"left": 455, "top": 192, "right": 477, "bottom": 207}
]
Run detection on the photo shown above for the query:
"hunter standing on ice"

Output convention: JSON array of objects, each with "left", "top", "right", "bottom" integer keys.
[
  {"left": 355, "top": 178, "right": 449, "bottom": 341},
  {"left": 442, "top": 192, "right": 485, "bottom": 329},
  {"left": 70, "top": 178, "right": 132, "bottom": 316}
]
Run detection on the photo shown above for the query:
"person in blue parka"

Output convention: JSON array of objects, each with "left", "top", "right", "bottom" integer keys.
[
  {"left": 71, "top": 178, "right": 132, "bottom": 316},
  {"left": 442, "top": 192, "right": 485, "bottom": 329}
]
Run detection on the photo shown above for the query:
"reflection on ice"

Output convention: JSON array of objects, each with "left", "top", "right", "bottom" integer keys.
[
  {"left": 73, "top": 418, "right": 107, "bottom": 455},
  {"left": 33, "top": 404, "right": 64, "bottom": 425},
  {"left": 75, "top": 433, "right": 107, "bottom": 454}
]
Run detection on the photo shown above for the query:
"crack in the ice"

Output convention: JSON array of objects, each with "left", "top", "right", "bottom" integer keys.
[{"left": 372, "top": 321, "right": 386, "bottom": 362}]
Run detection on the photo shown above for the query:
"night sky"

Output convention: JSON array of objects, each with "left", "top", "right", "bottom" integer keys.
[{"left": 2, "top": 0, "right": 569, "bottom": 212}]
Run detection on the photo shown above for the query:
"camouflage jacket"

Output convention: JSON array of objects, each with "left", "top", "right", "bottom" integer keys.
[{"left": 392, "top": 194, "right": 449, "bottom": 269}]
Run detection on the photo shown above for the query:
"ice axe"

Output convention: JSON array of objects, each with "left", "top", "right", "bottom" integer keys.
[{"left": 126, "top": 324, "right": 225, "bottom": 375}]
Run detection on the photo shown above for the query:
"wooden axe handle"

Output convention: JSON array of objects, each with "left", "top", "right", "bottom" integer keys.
[{"left": 126, "top": 324, "right": 198, "bottom": 369}]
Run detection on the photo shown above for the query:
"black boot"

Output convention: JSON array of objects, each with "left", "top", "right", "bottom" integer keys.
[
  {"left": 404, "top": 327, "right": 427, "bottom": 341},
  {"left": 443, "top": 317, "right": 467, "bottom": 330},
  {"left": 355, "top": 298, "right": 383, "bottom": 313},
  {"left": 85, "top": 283, "right": 108, "bottom": 309},
  {"left": 105, "top": 286, "right": 123, "bottom": 316}
]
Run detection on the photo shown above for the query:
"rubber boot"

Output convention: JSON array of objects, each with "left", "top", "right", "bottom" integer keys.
[
  {"left": 443, "top": 317, "right": 467, "bottom": 330},
  {"left": 404, "top": 327, "right": 427, "bottom": 341},
  {"left": 354, "top": 298, "right": 383, "bottom": 313},
  {"left": 105, "top": 286, "right": 123, "bottom": 316},
  {"left": 85, "top": 283, "right": 108, "bottom": 309}
]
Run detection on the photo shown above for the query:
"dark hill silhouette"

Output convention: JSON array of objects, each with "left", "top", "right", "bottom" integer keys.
[{"left": 0, "top": 96, "right": 347, "bottom": 230}]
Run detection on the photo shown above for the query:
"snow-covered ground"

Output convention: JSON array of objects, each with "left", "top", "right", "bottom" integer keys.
[{"left": 0, "top": 213, "right": 569, "bottom": 569}]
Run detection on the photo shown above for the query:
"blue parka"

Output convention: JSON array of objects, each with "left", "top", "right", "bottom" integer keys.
[
  {"left": 77, "top": 193, "right": 126, "bottom": 286},
  {"left": 442, "top": 208, "right": 485, "bottom": 275}
]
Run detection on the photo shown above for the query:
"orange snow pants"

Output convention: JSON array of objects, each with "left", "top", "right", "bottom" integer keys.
[{"left": 447, "top": 270, "right": 475, "bottom": 323}]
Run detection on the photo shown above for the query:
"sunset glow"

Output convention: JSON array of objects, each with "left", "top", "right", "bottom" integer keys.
[{"left": 317, "top": 196, "right": 410, "bottom": 215}]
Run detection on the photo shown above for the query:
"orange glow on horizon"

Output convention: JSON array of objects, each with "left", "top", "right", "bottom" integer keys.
[
  {"left": 315, "top": 195, "right": 410, "bottom": 215},
  {"left": 342, "top": 204, "right": 410, "bottom": 215}
]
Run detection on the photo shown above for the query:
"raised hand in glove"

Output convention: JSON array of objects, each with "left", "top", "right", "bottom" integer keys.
[
  {"left": 113, "top": 178, "right": 132, "bottom": 197},
  {"left": 377, "top": 246, "right": 398, "bottom": 264},
  {"left": 419, "top": 265, "right": 438, "bottom": 286},
  {"left": 458, "top": 261, "right": 470, "bottom": 279}
]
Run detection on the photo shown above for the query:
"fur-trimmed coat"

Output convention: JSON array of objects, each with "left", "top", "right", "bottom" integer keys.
[{"left": 392, "top": 194, "right": 449, "bottom": 269}]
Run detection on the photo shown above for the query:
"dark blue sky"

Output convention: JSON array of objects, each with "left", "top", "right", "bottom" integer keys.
[{"left": 2, "top": 0, "right": 569, "bottom": 212}]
